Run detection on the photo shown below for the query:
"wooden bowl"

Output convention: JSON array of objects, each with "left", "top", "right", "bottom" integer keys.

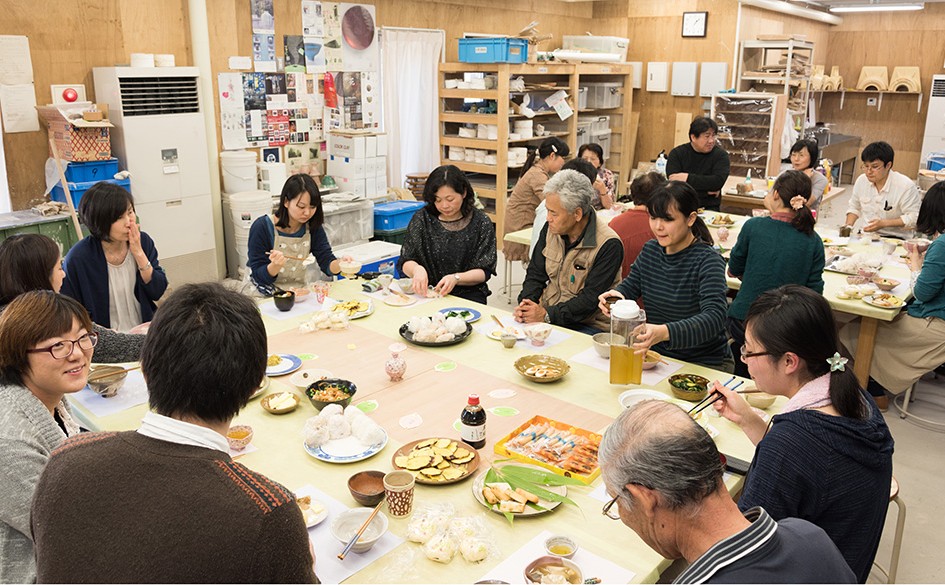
[
  {"left": 873, "top": 277, "right": 900, "bottom": 292},
  {"left": 261, "top": 392, "right": 300, "bottom": 414},
  {"left": 668, "top": 374, "right": 710, "bottom": 402},
  {"left": 347, "top": 470, "right": 386, "bottom": 507},
  {"left": 642, "top": 350, "right": 662, "bottom": 370},
  {"left": 514, "top": 355, "right": 570, "bottom": 383}
]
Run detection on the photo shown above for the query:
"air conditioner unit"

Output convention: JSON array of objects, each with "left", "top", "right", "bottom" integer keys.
[
  {"left": 92, "top": 66, "right": 219, "bottom": 284},
  {"left": 920, "top": 74, "right": 945, "bottom": 168}
]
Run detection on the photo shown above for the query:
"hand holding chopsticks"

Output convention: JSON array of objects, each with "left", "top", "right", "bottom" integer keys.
[{"left": 688, "top": 376, "right": 755, "bottom": 418}]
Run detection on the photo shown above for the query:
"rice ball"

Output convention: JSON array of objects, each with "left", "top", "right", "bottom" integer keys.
[
  {"left": 344, "top": 404, "right": 366, "bottom": 422},
  {"left": 304, "top": 426, "right": 330, "bottom": 449},
  {"left": 319, "top": 403, "right": 343, "bottom": 420},
  {"left": 327, "top": 414, "right": 351, "bottom": 439}
]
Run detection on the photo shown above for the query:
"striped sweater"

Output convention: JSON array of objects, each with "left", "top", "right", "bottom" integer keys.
[
  {"left": 616, "top": 240, "right": 730, "bottom": 366},
  {"left": 32, "top": 432, "right": 318, "bottom": 583}
]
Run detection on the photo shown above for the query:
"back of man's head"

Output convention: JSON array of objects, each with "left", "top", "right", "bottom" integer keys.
[
  {"left": 545, "top": 169, "right": 595, "bottom": 216},
  {"left": 141, "top": 282, "right": 267, "bottom": 424},
  {"left": 599, "top": 400, "right": 723, "bottom": 511}
]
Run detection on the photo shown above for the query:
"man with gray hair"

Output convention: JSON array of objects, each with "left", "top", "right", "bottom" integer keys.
[
  {"left": 515, "top": 169, "right": 623, "bottom": 333},
  {"left": 599, "top": 401, "right": 855, "bottom": 584}
]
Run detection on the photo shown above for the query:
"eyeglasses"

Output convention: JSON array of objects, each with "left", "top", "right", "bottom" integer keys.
[
  {"left": 27, "top": 332, "right": 98, "bottom": 359},
  {"left": 860, "top": 163, "right": 887, "bottom": 173},
  {"left": 740, "top": 344, "right": 773, "bottom": 363},
  {"left": 602, "top": 492, "right": 623, "bottom": 520}
]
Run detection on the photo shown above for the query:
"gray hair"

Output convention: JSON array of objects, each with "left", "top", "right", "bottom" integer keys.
[
  {"left": 544, "top": 169, "right": 594, "bottom": 216},
  {"left": 598, "top": 400, "right": 723, "bottom": 511}
]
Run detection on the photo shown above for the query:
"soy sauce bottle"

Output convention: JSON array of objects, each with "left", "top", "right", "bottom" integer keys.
[{"left": 461, "top": 394, "right": 486, "bottom": 449}]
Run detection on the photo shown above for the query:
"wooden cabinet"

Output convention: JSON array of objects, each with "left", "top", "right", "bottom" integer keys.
[
  {"left": 737, "top": 39, "right": 813, "bottom": 130},
  {"left": 437, "top": 62, "right": 634, "bottom": 234},
  {"left": 711, "top": 93, "right": 787, "bottom": 180}
]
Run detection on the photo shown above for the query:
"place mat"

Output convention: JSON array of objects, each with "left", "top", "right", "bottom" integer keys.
[
  {"left": 259, "top": 297, "right": 327, "bottom": 320},
  {"left": 569, "top": 347, "right": 684, "bottom": 386},
  {"left": 295, "top": 484, "right": 403, "bottom": 584},
  {"left": 71, "top": 370, "right": 149, "bottom": 417},
  {"left": 473, "top": 322, "right": 572, "bottom": 349},
  {"left": 477, "top": 529, "right": 636, "bottom": 584}
]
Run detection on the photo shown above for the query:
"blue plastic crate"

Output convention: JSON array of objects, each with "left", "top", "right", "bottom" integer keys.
[
  {"left": 51, "top": 178, "right": 131, "bottom": 207},
  {"left": 373, "top": 200, "right": 426, "bottom": 232},
  {"left": 458, "top": 37, "right": 528, "bottom": 64},
  {"left": 928, "top": 155, "right": 945, "bottom": 172},
  {"left": 64, "top": 158, "right": 119, "bottom": 183}
]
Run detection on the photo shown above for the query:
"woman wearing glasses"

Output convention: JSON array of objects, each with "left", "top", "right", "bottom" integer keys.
[
  {"left": 0, "top": 291, "right": 95, "bottom": 583},
  {"left": 0, "top": 234, "right": 144, "bottom": 363},
  {"left": 711, "top": 285, "right": 893, "bottom": 582}
]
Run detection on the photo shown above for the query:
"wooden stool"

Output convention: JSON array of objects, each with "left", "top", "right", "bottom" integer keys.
[
  {"left": 873, "top": 476, "right": 906, "bottom": 583},
  {"left": 405, "top": 173, "right": 428, "bottom": 199}
]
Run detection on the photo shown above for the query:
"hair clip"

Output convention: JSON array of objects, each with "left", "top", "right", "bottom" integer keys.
[
  {"left": 790, "top": 196, "right": 806, "bottom": 210},
  {"left": 826, "top": 352, "right": 848, "bottom": 372},
  {"left": 551, "top": 144, "right": 558, "bottom": 154}
]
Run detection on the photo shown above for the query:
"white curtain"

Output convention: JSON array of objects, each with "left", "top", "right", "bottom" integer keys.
[{"left": 380, "top": 28, "right": 443, "bottom": 189}]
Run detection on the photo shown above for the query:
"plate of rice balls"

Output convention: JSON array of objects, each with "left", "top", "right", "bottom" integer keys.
[{"left": 302, "top": 403, "right": 388, "bottom": 463}]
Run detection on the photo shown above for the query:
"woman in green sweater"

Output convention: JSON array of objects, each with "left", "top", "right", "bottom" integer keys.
[{"left": 727, "top": 170, "right": 825, "bottom": 378}]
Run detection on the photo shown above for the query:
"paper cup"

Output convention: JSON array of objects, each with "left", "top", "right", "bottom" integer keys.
[{"left": 383, "top": 470, "right": 415, "bottom": 518}]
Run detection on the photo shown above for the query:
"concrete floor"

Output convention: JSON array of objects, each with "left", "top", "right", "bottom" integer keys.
[{"left": 485, "top": 187, "right": 945, "bottom": 583}]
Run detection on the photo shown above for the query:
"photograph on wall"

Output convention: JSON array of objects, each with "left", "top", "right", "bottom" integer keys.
[
  {"left": 218, "top": 73, "right": 250, "bottom": 150},
  {"left": 252, "top": 33, "right": 276, "bottom": 72},
  {"left": 262, "top": 146, "right": 282, "bottom": 163},
  {"left": 322, "top": 3, "right": 343, "bottom": 70},
  {"left": 286, "top": 142, "right": 321, "bottom": 176},
  {"left": 267, "top": 107, "right": 289, "bottom": 146},
  {"left": 242, "top": 72, "right": 267, "bottom": 111},
  {"left": 302, "top": 1, "right": 324, "bottom": 37},
  {"left": 245, "top": 110, "right": 267, "bottom": 145},
  {"left": 339, "top": 3, "right": 378, "bottom": 72},
  {"left": 264, "top": 73, "right": 286, "bottom": 97},
  {"left": 304, "top": 38, "right": 326, "bottom": 73},
  {"left": 285, "top": 35, "right": 305, "bottom": 73},
  {"left": 359, "top": 70, "right": 379, "bottom": 128},
  {"left": 251, "top": 0, "right": 275, "bottom": 33}
]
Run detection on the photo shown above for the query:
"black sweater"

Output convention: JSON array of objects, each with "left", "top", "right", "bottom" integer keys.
[{"left": 665, "top": 143, "right": 730, "bottom": 209}]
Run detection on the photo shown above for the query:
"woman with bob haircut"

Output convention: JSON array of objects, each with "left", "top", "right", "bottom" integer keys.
[
  {"left": 503, "top": 136, "right": 570, "bottom": 263},
  {"left": 713, "top": 285, "right": 893, "bottom": 582},
  {"left": 0, "top": 291, "right": 95, "bottom": 583},
  {"left": 578, "top": 142, "right": 616, "bottom": 210},
  {"left": 787, "top": 138, "right": 828, "bottom": 210},
  {"left": 61, "top": 182, "right": 167, "bottom": 331},
  {"left": 0, "top": 234, "right": 144, "bottom": 363},
  {"left": 727, "top": 170, "right": 825, "bottom": 378},
  {"left": 598, "top": 181, "right": 732, "bottom": 371},
  {"left": 397, "top": 164, "right": 496, "bottom": 304},
  {"left": 247, "top": 173, "right": 352, "bottom": 294},
  {"left": 840, "top": 181, "right": 945, "bottom": 403}
]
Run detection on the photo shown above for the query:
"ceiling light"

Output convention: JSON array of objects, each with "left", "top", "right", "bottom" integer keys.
[{"left": 829, "top": 3, "right": 924, "bottom": 12}]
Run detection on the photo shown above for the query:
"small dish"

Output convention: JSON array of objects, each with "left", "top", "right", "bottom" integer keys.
[
  {"left": 438, "top": 307, "right": 482, "bottom": 323},
  {"left": 544, "top": 535, "right": 578, "bottom": 559},
  {"left": 273, "top": 289, "right": 296, "bottom": 311},
  {"left": 290, "top": 287, "right": 311, "bottom": 302},
  {"left": 290, "top": 368, "right": 334, "bottom": 391},
  {"left": 863, "top": 294, "right": 904, "bottom": 309},
  {"left": 226, "top": 425, "right": 254, "bottom": 451},
  {"left": 523, "top": 323, "right": 553, "bottom": 347},
  {"left": 642, "top": 350, "right": 662, "bottom": 370},
  {"left": 668, "top": 374, "right": 710, "bottom": 402},
  {"left": 297, "top": 496, "right": 328, "bottom": 528},
  {"left": 348, "top": 470, "right": 386, "bottom": 506},
  {"left": 261, "top": 392, "right": 300, "bottom": 414},
  {"left": 617, "top": 388, "right": 669, "bottom": 409},
  {"left": 514, "top": 355, "right": 570, "bottom": 383},
  {"left": 306, "top": 378, "right": 357, "bottom": 410},
  {"left": 903, "top": 238, "right": 931, "bottom": 254},
  {"left": 873, "top": 277, "right": 901, "bottom": 292},
  {"left": 523, "top": 556, "right": 583, "bottom": 584},
  {"left": 745, "top": 391, "right": 776, "bottom": 410},
  {"left": 330, "top": 508, "right": 388, "bottom": 554},
  {"left": 591, "top": 332, "right": 622, "bottom": 359},
  {"left": 88, "top": 366, "right": 128, "bottom": 398},
  {"left": 266, "top": 354, "right": 303, "bottom": 377}
]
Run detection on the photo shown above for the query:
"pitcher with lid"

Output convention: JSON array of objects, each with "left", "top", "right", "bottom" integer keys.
[{"left": 609, "top": 299, "right": 646, "bottom": 385}]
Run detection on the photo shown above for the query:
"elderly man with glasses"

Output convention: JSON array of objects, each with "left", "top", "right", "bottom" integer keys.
[
  {"left": 844, "top": 141, "right": 920, "bottom": 239},
  {"left": 598, "top": 400, "right": 855, "bottom": 584}
]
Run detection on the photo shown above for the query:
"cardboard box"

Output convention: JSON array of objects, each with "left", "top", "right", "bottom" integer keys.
[
  {"left": 372, "top": 156, "right": 386, "bottom": 177},
  {"left": 329, "top": 133, "right": 368, "bottom": 159},
  {"left": 37, "top": 103, "right": 113, "bottom": 162},
  {"left": 365, "top": 136, "right": 377, "bottom": 158},
  {"left": 375, "top": 134, "right": 388, "bottom": 157},
  {"left": 334, "top": 175, "right": 366, "bottom": 196},
  {"left": 327, "top": 155, "right": 370, "bottom": 180}
]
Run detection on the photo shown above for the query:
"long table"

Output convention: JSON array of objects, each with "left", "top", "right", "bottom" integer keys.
[
  {"left": 719, "top": 175, "right": 845, "bottom": 211},
  {"left": 72, "top": 281, "right": 768, "bottom": 583},
  {"left": 711, "top": 213, "right": 912, "bottom": 386}
]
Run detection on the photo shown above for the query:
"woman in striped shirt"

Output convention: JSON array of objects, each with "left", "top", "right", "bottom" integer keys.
[{"left": 598, "top": 181, "right": 733, "bottom": 371}]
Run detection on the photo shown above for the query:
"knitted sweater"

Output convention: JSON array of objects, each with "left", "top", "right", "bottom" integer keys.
[
  {"left": 32, "top": 432, "right": 318, "bottom": 583},
  {"left": 615, "top": 240, "right": 730, "bottom": 366},
  {"left": 727, "top": 216, "right": 825, "bottom": 321},
  {"left": 665, "top": 143, "right": 730, "bottom": 208},
  {"left": 738, "top": 393, "right": 894, "bottom": 582},
  {"left": 0, "top": 385, "right": 77, "bottom": 584},
  {"left": 908, "top": 235, "right": 945, "bottom": 321}
]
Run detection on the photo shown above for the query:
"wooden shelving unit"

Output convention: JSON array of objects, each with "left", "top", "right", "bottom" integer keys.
[
  {"left": 737, "top": 39, "right": 814, "bottom": 130},
  {"left": 711, "top": 93, "right": 787, "bottom": 180},
  {"left": 438, "top": 62, "right": 634, "bottom": 234}
]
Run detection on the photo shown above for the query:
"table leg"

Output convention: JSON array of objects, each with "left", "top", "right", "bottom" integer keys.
[
  {"left": 503, "top": 257, "right": 513, "bottom": 304},
  {"left": 853, "top": 317, "right": 879, "bottom": 387}
]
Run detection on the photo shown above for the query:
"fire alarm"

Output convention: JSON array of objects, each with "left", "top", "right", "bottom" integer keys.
[{"left": 50, "top": 84, "right": 87, "bottom": 104}]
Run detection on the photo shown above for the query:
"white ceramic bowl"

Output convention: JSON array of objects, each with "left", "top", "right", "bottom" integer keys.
[
  {"left": 591, "top": 333, "right": 621, "bottom": 359},
  {"left": 617, "top": 389, "right": 669, "bottom": 410},
  {"left": 290, "top": 369, "right": 334, "bottom": 391},
  {"left": 524, "top": 323, "right": 553, "bottom": 346},
  {"left": 330, "top": 508, "right": 388, "bottom": 553}
]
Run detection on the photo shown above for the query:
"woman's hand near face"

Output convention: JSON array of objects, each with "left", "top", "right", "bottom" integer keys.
[{"left": 128, "top": 221, "right": 145, "bottom": 258}]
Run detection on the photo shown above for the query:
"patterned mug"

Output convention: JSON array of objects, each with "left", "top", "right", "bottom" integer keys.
[{"left": 383, "top": 470, "right": 415, "bottom": 518}]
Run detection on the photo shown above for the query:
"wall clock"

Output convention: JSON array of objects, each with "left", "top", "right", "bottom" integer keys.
[{"left": 682, "top": 11, "right": 708, "bottom": 38}]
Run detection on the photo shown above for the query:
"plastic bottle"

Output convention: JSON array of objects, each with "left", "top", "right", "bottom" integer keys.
[
  {"left": 744, "top": 169, "right": 753, "bottom": 185},
  {"left": 609, "top": 300, "right": 647, "bottom": 385},
  {"left": 655, "top": 150, "right": 667, "bottom": 177},
  {"left": 461, "top": 394, "right": 486, "bottom": 449}
]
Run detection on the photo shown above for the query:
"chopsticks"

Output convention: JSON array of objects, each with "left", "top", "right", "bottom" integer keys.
[
  {"left": 88, "top": 365, "right": 140, "bottom": 382},
  {"left": 491, "top": 314, "right": 505, "bottom": 329},
  {"left": 337, "top": 501, "right": 384, "bottom": 561},
  {"left": 687, "top": 377, "right": 751, "bottom": 418},
  {"left": 390, "top": 287, "right": 411, "bottom": 301}
]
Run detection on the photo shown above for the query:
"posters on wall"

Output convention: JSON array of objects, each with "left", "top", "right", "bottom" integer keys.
[
  {"left": 302, "top": 1, "right": 324, "bottom": 36},
  {"left": 338, "top": 3, "right": 378, "bottom": 73},
  {"left": 252, "top": 33, "right": 276, "bottom": 72},
  {"left": 250, "top": 0, "right": 275, "bottom": 33},
  {"left": 284, "top": 36, "right": 305, "bottom": 73}
]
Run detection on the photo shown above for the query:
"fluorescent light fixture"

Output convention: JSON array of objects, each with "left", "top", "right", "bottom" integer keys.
[{"left": 829, "top": 3, "right": 924, "bottom": 12}]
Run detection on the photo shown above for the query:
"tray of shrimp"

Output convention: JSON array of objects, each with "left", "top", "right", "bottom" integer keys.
[{"left": 493, "top": 415, "right": 602, "bottom": 485}]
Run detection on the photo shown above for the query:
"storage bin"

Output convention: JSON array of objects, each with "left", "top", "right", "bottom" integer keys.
[
  {"left": 576, "top": 87, "right": 588, "bottom": 110},
  {"left": 51, "top": 177, "right": 131, "bottom": 207},
  {"left": 583, "top": 82, "right": 623, "bottom": 109},
  {"left": 324, "top": 200, "right": 375, "bottom": 249},
  {"left": 591, "top": 115, "right": 611, "bottom": 134},
  {"left": 458, "top": 37, "right": 528, "bottom": 64},
  {"left": 576, "top": 119, "right": 593, "bottom": 146},
  {"left": 373, "top": 200, "right": 426, "bottom": 232},
  {"left": 336, "top": 240, "right": 402, "bottom": 277},
  {"left": 927, "top": 154, "right": 945, "bottom": 172},
  {"left": 590, "top": 129, "right": 612, "bottom": 161},
  {"left": 64, "top": 158, "right": 119, "bottom": 183},
  {"left": 372, "top": 227, "right": 408, "bottom": 246}
]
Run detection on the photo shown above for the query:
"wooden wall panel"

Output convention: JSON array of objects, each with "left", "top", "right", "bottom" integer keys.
[
  {"left": 820, "top": 4, "right": 945, "bottom": 180},
  {"left": 0, "top": 0, "right": 190, "bottom": 210}
]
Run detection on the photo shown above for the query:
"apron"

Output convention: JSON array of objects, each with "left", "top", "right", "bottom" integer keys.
[{"left": 272, "top": 223, "right": 311, "bottom": 289}]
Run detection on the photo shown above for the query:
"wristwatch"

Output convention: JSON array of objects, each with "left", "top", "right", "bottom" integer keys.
[
  {"left": 452, "top": 273, "right": 461, "bottom": 283},
  {"left": 543, "top": 312, "right": 551, "bottom": 324}
]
